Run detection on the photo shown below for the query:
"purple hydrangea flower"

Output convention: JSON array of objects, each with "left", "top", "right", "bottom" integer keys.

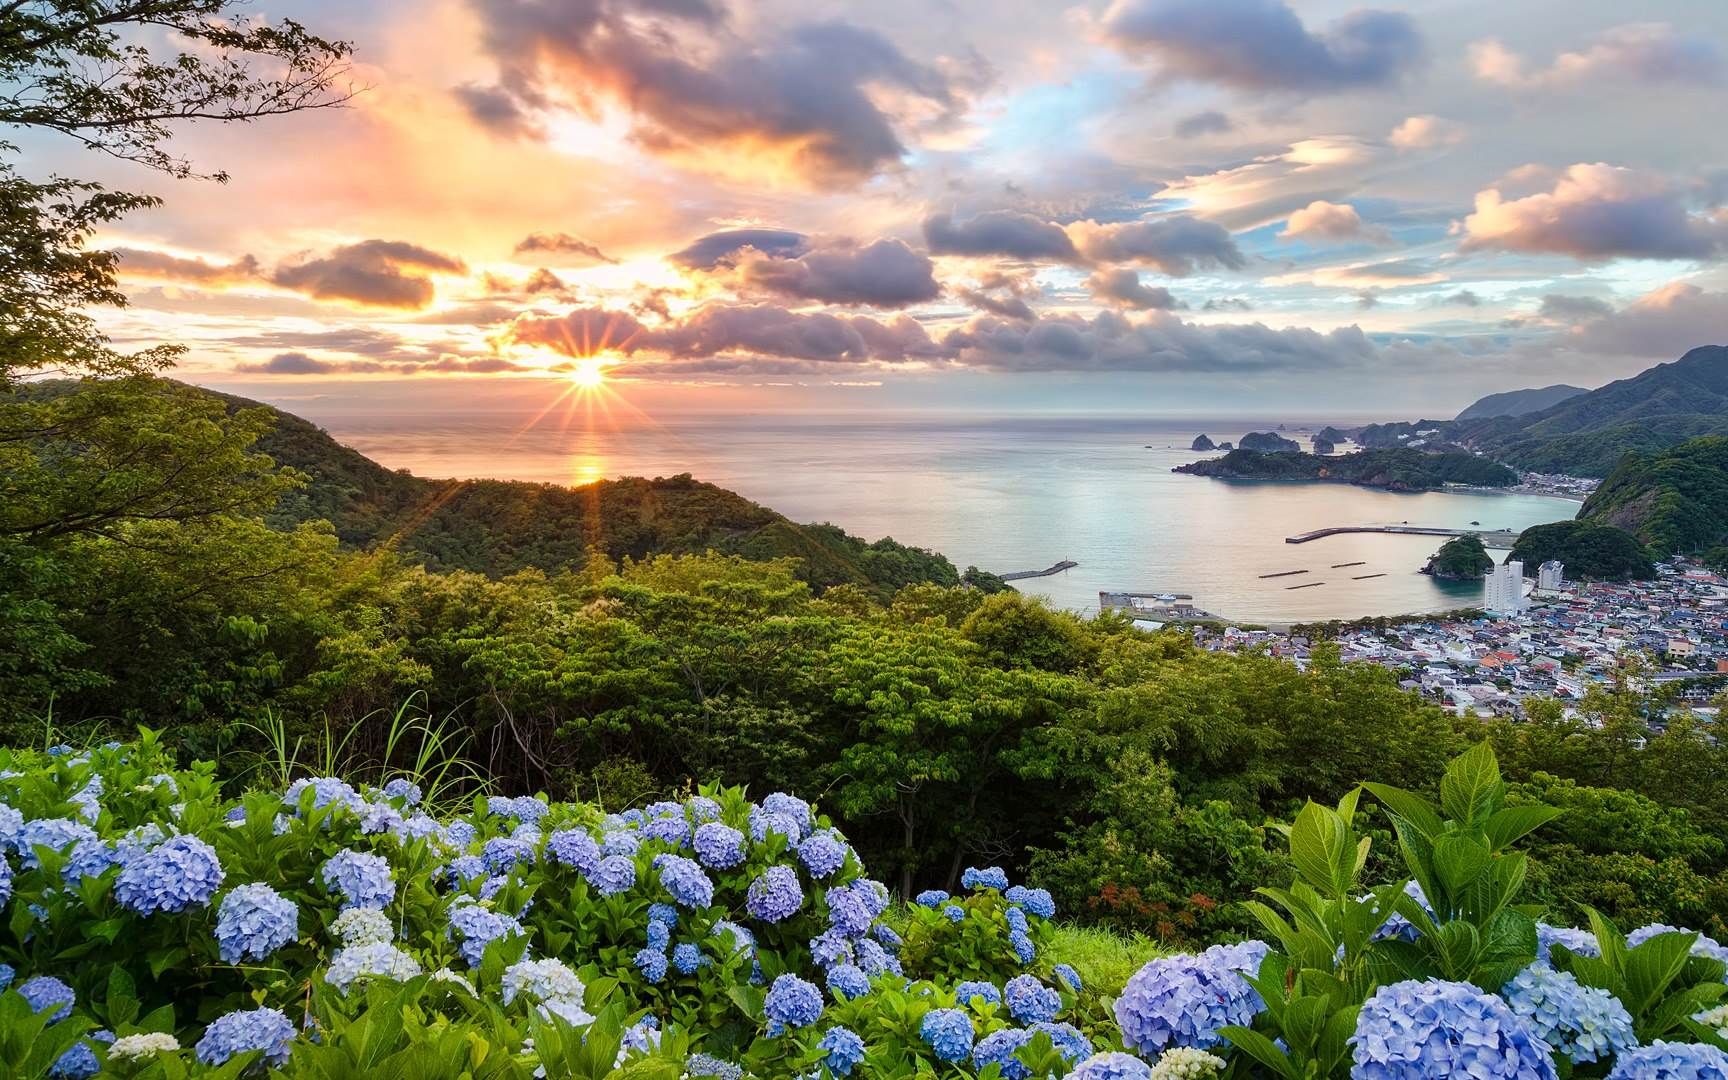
[
  {"left": 1350, "top": 979, "right": 1556, "bottom": 1079},
  {"left": 643, "top": 816, "right": 689, "bottom": 846},
  {"left": 658, "top": 855, "right": 714, "bottom": 909},
  {"left": 1005, "top": 974, "right": 1060, "bottom": 1024},
  {"left": 760, "top": 793, "right": 812, "bottom": 834},
  {"left": 587, "top": 854, "right": 636, "bottom": 896},
  {"left": 1067, "top": 1052, "right": 1153, "bottom": 1080},
  {"left": 601, "top": 830, "right": 640, "bottom": 857},
  {"left": 797, "top": 832, "right": 850, "bottom": 878},
  {"left": 1032, "top": 1021, "right": 1091, "bottom": 1062},
  {"left": 546, "top": 828, "right": 601, "bottom": 874},
  {"left": 693, "top": 822, "right": 745, "bottom": 869},
  {"left": 1628, "top": 924, "right": 1728, "bottom": 965},
  {"left": 765, "top": 973, "right": 824, "bottom": 1030},
  {"left": 974, "top": 1028, "right": 1033, "bottom": 1080},
  {"left": 1114, "top": 952, "right": 1262, "bottom": 1055},
  {"left": 685, "top": 796, "right": 722, "bottom": 822},
  {"left": 447, "top": 901, "right": 525, "bottom": 967},
  {"left": 826, "top": 885, "right": 874, "bottom": 935}
]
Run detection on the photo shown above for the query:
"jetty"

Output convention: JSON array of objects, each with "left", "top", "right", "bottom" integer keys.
[
  {"left": 1258, "top": 569, "right": 1309, "bottom": 579},
  {"left": 999, "top": 560, "right": 1077, "bottom": 581},
  {"left": 1286, "top": 581, "right": 1325, "bottom": 590},
  {"left": 1352, "top": 573, "right": 1387, "bottom": 580},
  {"left": 1331, "top": 561, "right": 1366, "bottom": 568},
  {"left": 1286, "top": 525, "right": 1521, "bottom": 546}
]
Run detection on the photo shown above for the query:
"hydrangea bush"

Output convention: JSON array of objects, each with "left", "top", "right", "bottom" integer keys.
[{"left": 6, "top": 737, "right": 1728, "bottom": 1078}]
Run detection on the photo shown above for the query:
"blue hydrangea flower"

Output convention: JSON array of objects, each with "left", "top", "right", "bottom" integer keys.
[
  {"left": 974, "top": 1028, "right": 1033, "bottom": 1079},
  {"left": 658, "top": 855, "right": 714, "bottom": 909},
  {"left": 1501, "top": 963, "right": 1635, "bottom": 1065},
  {"left": 1115, "top": 952, "right": 1263, "bottom": 1055},
  {"left": 747, "top": 865, "right": 803, "bottom": 923},
  {"left": 826, "top": 885, "right": 874, "bottom": 935},
  {"left": 1628, "top": 924, "right": 1728, "bottom": 965},
  {"left": 760, "top": 793, "right": 813, "bottom": 833},
  {"left": 943, "top": 904, "right": 965, "bottom": 923},
  {"left": 857, "top": 937, "right": 902, "bottom": 977},
  {"left": 686, "top": 1053, "right": 743, "bottom": 1079},
  {"left": 685, "top": 796, "right": 722, "bottom": 823},
  {"left": 1370, "top": 880, "right": 1436, "bottom": 944},
  {"left": 545, "top": 828, "right": 601, "bottom": 873},
  {"left": 647, "top": 901, "right": 678, "bottom": 926},
  {"left": 634, "top": 947, "right": 668, "bottom": 982},
  {"left": 748, "top": 808, "right": 802, "bottom": 845},
  {"left": 962, "top": 866, "right": 1009, "bottom": 891},
  {"left": 797, "top": 832, "right": 850, "bottom": 878},
  {"left": 1005, "top": 974, "right": 1061, "bottom": 1024},
  {"left": 645, "top": 919, "right": 672, "bottom": 951},
  {"left": 446, "top": 901, "right": 525, "bottom": 967},
  {"left": 50, "top": 1036, "right": 106, "bottom": 1080},
  {"left": 442, "top": 821, "right": 478, "bottom": 849},
  {"left": 0, "top": 964, "right": 15, "bottom": 992},
  {"left": 693, "top": 822, "right": 745, "bottom": 869},
  {"left": 827, "top": 963, "right": 870, "bottom": 1000},
  {"left": 955, "top": 980, "right": 1001, "bottom": 1006},
  {"left": 1010, "top": 929, "right": 1036, "bottom": 965},
  {"left": 486, "top": 795, "right": 546, "bottom": 824},
  {"left": 765, "top": 973, "right": 824, "bottom": 1030},
  {"left": 873, "top": 922, "right": 903, "bottom": 948},
  {"left": 810, "top": 929, "right": 854, "bottom": 967},
  {"left": 1054, "top": 963, "right": 1083, "bottom": 991},
  {"left": 587, "top": 855, "right": 636, "bottom": 896},
  {"left": 0, "top": 804, "right": 22, "bottom": 848},
  {"left": 1008, "top": 885, "right": 1057, "bottom": 918},
  {"left": 194, "top": 1007, "right": 296, "bottom": 1066},
  {"left": 445, "top": 854, "right": 487, "bottom": 887},
  {"left": 602, "top": 830, "right": 641, "bottom": 857},
  {"left": 1606, "top": 1040, "right": 1728, "bottom": 1079},
  {"left": 1350, "top": 978, "right": 1556, "bottom": 1079},
  {"left": 284, "top": 777, "right": 362, "bottom": 814},
  {"left": 19, "top": 975, "right": 75, "bottom": 1021},
  {"left": 921, "top": 1008, "right": 975, "bottom": 1062},
  {"left": 1033, "top": 1021, "right": 1091, "bottom": 1062},
  {"left": 820, "top": 1026, "right": 866, "bottom": 1077},
  {"left": 1203, "top": 939, "right": 1270, "bottom": 974},
  {"left": 1536, "top": 923, "right": 1601, "bottom": 963},
  {"left": 672, "top": 943, "right": 704, "bottom": 974},
  {"left": 482, "top": 836, "right": 535, "bottom": 875},
  {"left": 1068, "top": 1052, "right": 1154, "bottom": 1080},
  {"left": 61, "top": 837, "right": 115, "bottom": 886},
  {"left": 0, "top": 854, "right": 10, "bottom": 908},
  {"left": 915, "top": 889, "right": 950, "bottom": 907},
  {"left": 356, "top": 801, "right": 404, "bottom": 836},
  {"left": 114, "top": 835, "right": 224, "bottom": 914},
  {"left": 320, "top": 849, "right": 394, "bottom": 910},
  {"left": 216, "top": 883, "right": 298, "bottom": 963},
  {"left": 15, "top": 818, "right": 96, "bottom": 869},
  {"left": 643, "top": 816, "right": 689, "bottom": 846},
  {"left": 381, "top": 778, "right": 422, "bottom": 805}
]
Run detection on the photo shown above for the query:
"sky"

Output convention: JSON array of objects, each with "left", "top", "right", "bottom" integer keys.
[{"left": 38, "top": 0, "right": 1728, "bottom": 418}]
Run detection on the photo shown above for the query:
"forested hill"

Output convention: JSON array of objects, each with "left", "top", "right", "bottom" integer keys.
[
  {"left": 1461, "top": 345, "right": 1728, "bottom": 475},
  {"left": 1173, "top": 446, "right": 1516, "bottom": 491},
  {"left": 1579, "top": 435, "right": 1728, "bottom": 559},
  {"left": 217, "top": 382, "right": 993, "bottom": 595},
  {"left": 1454, "top": 384, "right": 1586, "bottom": 421}
]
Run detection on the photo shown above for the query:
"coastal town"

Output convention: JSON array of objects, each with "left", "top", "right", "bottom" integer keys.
[{"left": 1183, "top": 558, "right": 1728, "bottom": 724}]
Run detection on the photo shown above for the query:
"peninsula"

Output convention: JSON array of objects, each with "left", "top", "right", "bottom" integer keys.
[{"left": 1173, "top": 447, "right": 1519, "bottom": 492}]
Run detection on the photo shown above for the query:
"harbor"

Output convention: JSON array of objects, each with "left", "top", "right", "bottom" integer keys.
[{"left": 998, "top": 560, "right": 1078, "bottom": 581}]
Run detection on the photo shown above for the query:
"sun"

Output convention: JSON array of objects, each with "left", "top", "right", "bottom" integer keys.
[{"left": 567, "top": 358, "right": 609, "bottom": 388}]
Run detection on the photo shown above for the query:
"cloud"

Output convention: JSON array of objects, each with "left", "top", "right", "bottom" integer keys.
[
  {"left": 1064, "top": 216, "right": 1245, "bottom": 274},
  {"left": 956, "top": 288, "right": 1036, "bottom": 321},
  {"left": 1471, "top": 23, "right": 1722, "bottom": 90},
  {"left": 1087, "top": 268, "right": 1183, "bottom": 310},
  {"left": 1158, "top": 136, "right": 1382, "bottom": 231},
  {"left": 1203, "top": 296, "right": 1253, "bottom": 311},
  {"left": 1174, "top": 109, "right": 1233, "bottom": 137},
  {"left": 1538, "top": 294, "right": 1615, "bottom": 321},
  {"left": 463, "top": 0, "right": 962, "bottom": 188},
  {"left": 513, "top": 232, "right": 617, "bottom": 264},
  {"left": 1388, "top": 114, "right": 1463, "bottom": 150},
  {"left": 453, "top": 83, "right": 544, "bottom": 139},
  {"left": 923, "top": 211, "right": 1079, "bottom": 261},
  {"left": 249, "top": 352, "right": 332, "bottom": 375},
  {"left": 112, "top": 248, "right": 261, "bottom": 285},
  {"left": 1279, "top": 200, "right": 1384, "bottom": 243},
  {"left": 235, "top": 349, "right": 525, "bottom": 376},
  {"left": 1461, "top": 163, "right": 1726, "bottom": 261},
  {"left": 1438, "top": 290, "right": 1482, "bottom": 307},
  {"left": 1273, "top": 258, "right": 1447, "bottom": 287},
  {"left": 940, "top": 309, "right": 1379, "bottom": 373},
  {"left": 1100, "top": 0, "right": 1425, "bottom": 94},
  {"left": 270, "top": 240, "right": 468, "bottom": 309},
  {"left": 508, "top": 308, "right": 648, "bottom": 357},
  {"left": 1561, "top": 282, "right": 1728, "bottom": 358},
  {"left": 669, "top": 229, "right": 811, "bottom": 270},
  {"left": 730, "top": 238, "right": 941, "bottom": 309},
  {"left": 508, "top": 303, "right": 942, "bottom": 365}
]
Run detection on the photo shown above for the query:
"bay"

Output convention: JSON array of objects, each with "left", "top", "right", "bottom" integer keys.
[{"left": 301, "top": 409, "right": 1579, "bottom": 625}]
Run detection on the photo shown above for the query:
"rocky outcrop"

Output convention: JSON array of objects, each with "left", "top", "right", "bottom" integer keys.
[{"left": 1191, "top": 434, "right": 1216, "bottom": 451}]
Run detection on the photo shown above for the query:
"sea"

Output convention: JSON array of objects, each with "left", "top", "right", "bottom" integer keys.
[{"left": 290, "top": 407, "right": 1580, "bottom": 626}]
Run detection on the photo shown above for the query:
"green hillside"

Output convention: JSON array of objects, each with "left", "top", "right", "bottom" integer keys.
[
  {"left": 1173, "top": 446, "right": 1516, "bottom": 491},
  {"left": 1506, "top": 520, "right": 1655, "bottom": 581},
  {"left": 1579, "top": 435, "right": 1728, "bottom": 558},
  {"left": 83, "top": 381, "right": 989, "bottom": 596},
  {"left": 1454, "top": 384, "right": 1586, "bottom": 421}
]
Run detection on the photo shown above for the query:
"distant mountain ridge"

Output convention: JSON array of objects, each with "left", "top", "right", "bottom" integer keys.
[
  {"left": 1455, "top": 384, "right": 1587, "bottom": 421},
  {"left": 200, "top": 384, "right": 992, "bottom": 596}
]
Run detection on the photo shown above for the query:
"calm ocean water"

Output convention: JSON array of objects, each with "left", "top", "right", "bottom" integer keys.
[{"left": 299, "top": 409, "right": 1579, "bottom": 625}]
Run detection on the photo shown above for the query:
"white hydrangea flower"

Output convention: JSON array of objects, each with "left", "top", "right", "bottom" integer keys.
[
  {"left": 1150, "top": 1047, "right": 1227, "bottom": 1080},
  {"left": 325, "top": 942, "right": 422, "bottom": 993},
  {"left": 1694, "top": 1003, "right": 1728, "bottom": 1039},
  {"left": 330, "top": 906, "right": 394, "bottom": 946},
  {"left": 108, "top": 1032, "right": 182, "bottom": 1061},
  {"left": 502, "top": 957, "right": 585, "bottom": 1007}
]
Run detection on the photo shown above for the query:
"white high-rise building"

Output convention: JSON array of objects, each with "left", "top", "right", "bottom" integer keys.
[
  {"left": 1483, "top": 560, "right": 1527, "bottom": 615},
  {"left": 1537, "top": 560, "right": 1564, "bottom": 592}
]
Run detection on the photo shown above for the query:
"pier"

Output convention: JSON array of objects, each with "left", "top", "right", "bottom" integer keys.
[
  {"left": 1258, "top": 569, "right": 1309, "bottom": 579},
  {"left": 1286, "top": 525, "right": 1522, "bottom": 546},
  {"left": 999, "top": 559, "right": 1078, "bottom": 581}
]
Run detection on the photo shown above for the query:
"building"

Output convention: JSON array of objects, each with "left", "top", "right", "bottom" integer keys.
[
  {"left": 1484, "top": 560, "right": 1527, "bottom": 615},
  {"left": 1537, "top": 560, "right": 1565, "bottom": 592}
]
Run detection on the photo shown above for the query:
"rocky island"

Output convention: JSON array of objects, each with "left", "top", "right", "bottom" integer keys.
[
  {"left": 1173, "top": 447, "right": 1519, "bottom": 491},
  {"left": 1422, "top": 535, "right": 1494, "bottom": 580},
  {"left": 1312, "top": 436, "right": 1336, "bottom": 454},
  {"left": 1239, "top": 430, "right": 1302, "bottom": 453},
  {"left": 1191, "top": 434, "right": 1216, "bottom": 451}
]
